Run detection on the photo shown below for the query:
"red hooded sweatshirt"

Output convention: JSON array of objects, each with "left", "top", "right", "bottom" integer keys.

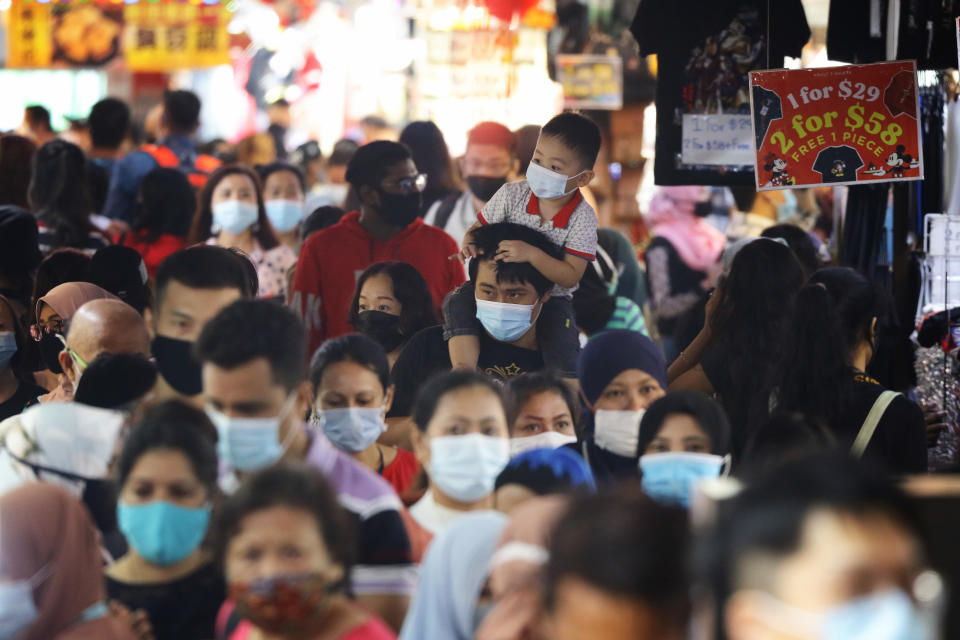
[{"left": 291, "top": 211, "right": 465, "bottom": 356}]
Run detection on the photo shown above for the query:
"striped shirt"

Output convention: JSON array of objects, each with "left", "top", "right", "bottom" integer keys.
[
  {"left": 605, "top": 297, "right": 648, "bottom": 335},
  {"left": 37, "top": 221, "right": 109, "bottom": 256}
]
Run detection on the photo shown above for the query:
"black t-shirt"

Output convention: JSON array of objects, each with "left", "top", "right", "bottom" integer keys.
[
  {"left": 390, "top": 325, "right": 545, "bottom": 417},
  {"left": 0, "top": 380, "right": 44, "bottom": 422},
  {"left": 105, "top": 561, "right": 225, "bottom": 640},
  {"left": 826, "top": 0, "right": 889, "bottom": 64},
  {"left": 631, "top": 0, "right": 809, "bottom": 185},
  {"left": 812, "top": 146, "right": 864, "bottom": 183},
  {"left": 836, "top": 373, "right": 927, "bottom": 474},
  {"left": 752, "top": 85, "right": 783, "bottom": 149}
]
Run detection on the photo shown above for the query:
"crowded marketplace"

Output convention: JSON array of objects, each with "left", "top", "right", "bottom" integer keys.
[{"left": 1, "top": 0, "right": 959, "bottom": 638}]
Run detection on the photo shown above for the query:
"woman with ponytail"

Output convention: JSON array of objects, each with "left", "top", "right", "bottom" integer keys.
[
  {"left": 775, "top": 267, "right": 926, "bottom": 473},
  {"left": 30, "top": 140, "right": 109, "bottom": 255}
]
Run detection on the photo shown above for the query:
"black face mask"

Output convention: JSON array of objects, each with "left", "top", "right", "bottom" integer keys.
[
  {"left": 38, "top": 331, "right": 65, "bottom": 374},
  {"left": 466, "top": 176, "right": 507, "bottom": 203},
  {"left": 377, "top": 190, "right": 423, "bottom": 228},
  {"left": 355, "top": 310, "right": 405, "bottom": 353},
  {"left": 152, "top": 335, "right": 203, "bottom": 396}
]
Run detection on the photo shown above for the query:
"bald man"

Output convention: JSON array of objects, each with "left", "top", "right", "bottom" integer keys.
[{"left": 49, "top": 299, "right": 151, "bottom": 401}]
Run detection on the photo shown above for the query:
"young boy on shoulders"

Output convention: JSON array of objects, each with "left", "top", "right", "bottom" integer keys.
[{"left": 449, "top": 112, "right": 601, "bottom": 379}]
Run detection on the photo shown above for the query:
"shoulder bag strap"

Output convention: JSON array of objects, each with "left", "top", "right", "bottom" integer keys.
[{"left": 850, "top": 390, "right": 900, "bottom": 459}]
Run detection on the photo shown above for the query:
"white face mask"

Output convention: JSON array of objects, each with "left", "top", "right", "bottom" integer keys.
[
  {"left": 525, "top": 162, "right": 585, "bottom": 200},
  {"left": 428, "top": 433, "right": 510, "bottom": 502},
  {"left": 593, "top": 409, "right": 645, "bottom": 458},
  {"left": 0, "top": 564, "right": 53, "bottom": 639},
  {"left": 510, "top": 431, "right": 577, "bottom": 456}
]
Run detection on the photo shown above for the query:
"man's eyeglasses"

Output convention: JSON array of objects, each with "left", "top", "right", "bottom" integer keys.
[{"left": 384, "top": 174, "right": 427, "bottom": 195}]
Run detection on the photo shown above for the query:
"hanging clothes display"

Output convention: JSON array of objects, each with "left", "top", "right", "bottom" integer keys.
[
  {"left": 629, "top": 0, "right": 810, "bottom": 186},
  {"left": 827, "top": 0, "right": 890, "bottom": 64},
  {"left": 896, "top": 0, "right": 960, "bottom": 70},
  {"left": 945, "top": 96, "right": 960, "bottom": 214},
  {"left": 919, "top": 75, "right": 947, "bottom": 218},
  {"left": 841, "top": 184, "right": 891, "bottom": 275}
]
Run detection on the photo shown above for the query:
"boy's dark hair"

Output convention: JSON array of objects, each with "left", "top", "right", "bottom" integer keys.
[
  {"left": 162, "top": 90, "right": 201, "bottom": 134},
  {"left": 256, "top": 162, "right": 306, "bottom": 194},
  {"left": 213, "top": 464, "right": 355, "bottom": 573},
  {"left": 698, "top": 453, "right": 922, "bottom": 640},
  {"left": 116, "top": 400, "right": 219, "bottom": 493},
  {"left": 412, "top": 370, "right": 503, "bottom": 432},
  {"left": 310, "top": 333, "right": 391, "bottom": 395},
  {"left": 467, "top": 223, "right": 563, "bottom": 296},
  {"left": 467, "top": 122, "right": 516, "bottom": 155},
  {"left": 25, "top": 105, "right": 52, "bottom": 131},
  {"left": 541, "top": 112, "right": 602, "bottom": 170},
  {"left": 155, "top": 246, "right": 256, "bottom": 308},
  {"left": 88, "top": 98, "right": 130, "bottom": 150},
  {"left": 193, "top": 300, "right": 306, "bottom": 391},
  {"left": 761, "top": 224, "right": 819, "bottom": 279},
  {"left": 345, "top": 141, "right": 412, "bottom": 190},
  {"left": 545, "top": 485, "right": 690, "bottom": 629}
]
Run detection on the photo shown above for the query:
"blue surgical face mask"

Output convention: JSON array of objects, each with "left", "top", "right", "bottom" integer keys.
[
  {"left": 753, "top": 585, "right": 942, "bottom": 640},
  {"left": 429, "top": 433, "right": 510, "bottom": 502},
  {"left": 213, "top": 200, "right": 259, "bottom": 235},
  {"left": 0, "top": 564, "right": 53, "bottom": 639},
  {"left": 525, "top": 161, "right": 586, "bottom": 200},
  {"left": 264, "top": 199, "right": 304, "bottom": 233},
  {"left": 117, "top": 501, "right": 212, "bottom": 566},
  {"left": 207, "top": 396, "right": 298, "bottom": 472},
  {"left": 638, "top": 452, "right": 725, "bottom": 508},
  {"left": 312, "top": 406, "right": 386, "bottom": 453},
  {"left": 0, "top": 331, "right": 16, "bottom": 371},
  {"left": 822, "top": 588, "right": 938, "bottom": 640},
  {"left": 475, "top": 298, "right": 539, "bottom": 343}
]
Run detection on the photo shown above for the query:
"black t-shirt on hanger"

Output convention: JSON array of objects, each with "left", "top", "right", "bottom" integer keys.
[{"left": 630, "top": 0, "right": 810, "bottom": 186}]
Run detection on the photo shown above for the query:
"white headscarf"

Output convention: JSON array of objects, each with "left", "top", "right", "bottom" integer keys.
[{"left": 399, "top": 511, "right": 508, "bottom": 640}]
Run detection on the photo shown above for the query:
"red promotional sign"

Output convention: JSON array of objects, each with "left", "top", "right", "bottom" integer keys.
[{"left": 749, "top": 61, "right": 923, "bottom": 190}]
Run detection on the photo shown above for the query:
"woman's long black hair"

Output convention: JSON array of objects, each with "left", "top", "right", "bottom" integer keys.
[
  {"left": 708, "top": 239, "right": 804, "bottom": 454},
  {"left": 29, "top": 140, "right": 95, "bottom": 249},
  {"left": 776, "top": 267, "right": 879, "bottom": 430}
]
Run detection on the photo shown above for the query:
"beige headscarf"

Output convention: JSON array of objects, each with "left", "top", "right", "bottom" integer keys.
[
  {"left": 476, "top": 496, "right": 569, "bottom": 640},
  {"left": 0, "top": 483, "right": 133, "bottom": 640},
  {"left": 35, "top": 282, "right": 118, "bottom": 324}
]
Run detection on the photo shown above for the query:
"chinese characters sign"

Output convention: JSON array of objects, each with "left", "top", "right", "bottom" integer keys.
[
  {"left": 6, "top": 0, "right": 229, "bottom": 71},
  {"left": 749, "top": 61, "right": 923, "bottom": 190}
]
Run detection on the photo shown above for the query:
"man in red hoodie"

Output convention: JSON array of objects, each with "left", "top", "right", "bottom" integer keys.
[{"left": 291, "top": 140, "right": 465, "bottom": 355}]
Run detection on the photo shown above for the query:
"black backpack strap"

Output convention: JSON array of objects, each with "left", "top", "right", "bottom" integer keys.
[{"left": 433, "top": 192, "right": 463, "bottom": 229}]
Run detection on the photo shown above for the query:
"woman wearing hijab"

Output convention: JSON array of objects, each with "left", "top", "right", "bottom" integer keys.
[
  {"left": 476, "top": 496, "right": 568, "bottom": 640},
  {"left": 643, "top": 187, "right": 725, "bottom": 362},
  {"left": 31, "top": 281, "right": 118, "bottom": 402},
  {"left": 0, "top": 483, "right": 134, "bottom": 640},
  {"left": 399, "top": 511, "right": 507, "bottom": 640},
  {"left": 575, "top": 330, "right": 669, "bottom": 484},
  {"left": 635, "top": 391, "right": 731, "bottom": 508}
]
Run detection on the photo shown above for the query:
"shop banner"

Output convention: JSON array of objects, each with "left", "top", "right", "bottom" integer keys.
[
  {"left": 748, "top": 60, "right": 923, "bottom": 190},
  {"left": 6, "top": 0, "right": 229, "bottom": 71},
  {"left": 555, "top": 54, "right": 623, "bottom": 110}
]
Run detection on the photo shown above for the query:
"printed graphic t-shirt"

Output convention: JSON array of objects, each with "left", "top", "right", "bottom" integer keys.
[{"left": 631, "top": 0, "right": 810, "bottom": 186}]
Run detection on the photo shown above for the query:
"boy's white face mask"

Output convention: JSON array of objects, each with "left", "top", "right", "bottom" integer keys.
[{"left": 526, "top": 162, "right": 585, "bottom": 200}]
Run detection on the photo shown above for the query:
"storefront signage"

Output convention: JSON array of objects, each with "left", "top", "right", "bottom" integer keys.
[
  {"left": 555, "top": 54, "right": 623, "bottom": 110},
  {"left": 6, "top": 0, "right": 229, "bottom": 71},
  {"left": 748, "top": 60, "right": 923, "bottom": 190}
]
